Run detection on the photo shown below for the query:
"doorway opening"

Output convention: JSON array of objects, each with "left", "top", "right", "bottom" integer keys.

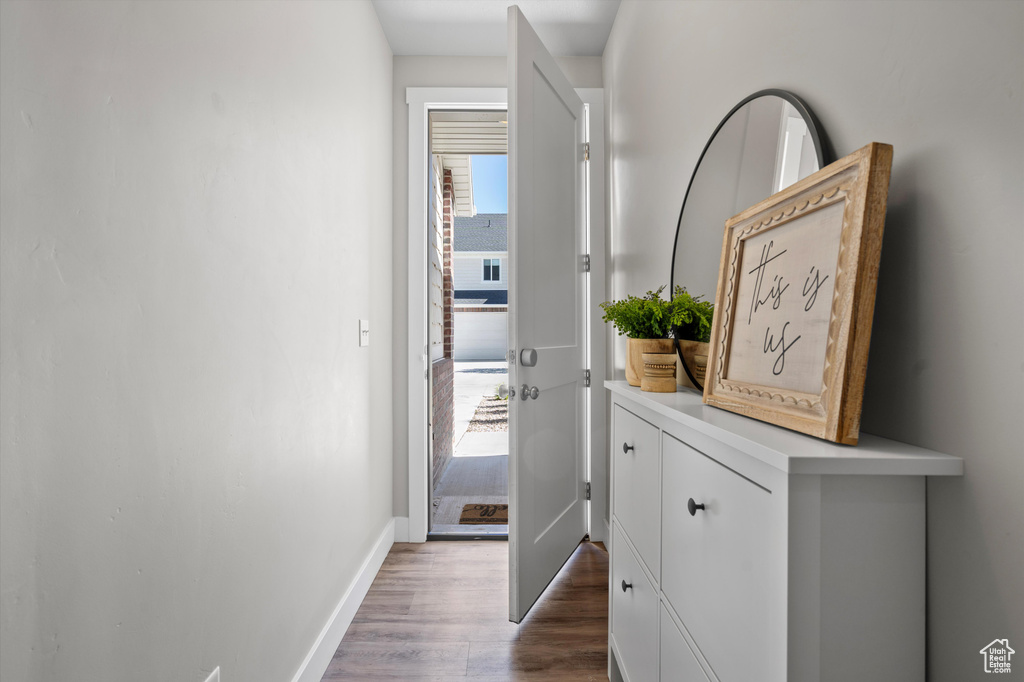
[
  {"left": 426, "top": 110, "right": 509, "bottom": 538},
  {"left": 405, "top": 86, "right": 605, "bottom": 550}
]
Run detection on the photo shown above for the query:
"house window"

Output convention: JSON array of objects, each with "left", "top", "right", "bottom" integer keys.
[{"left": 483, "top": 258, "right": 500, "bottom": 281}]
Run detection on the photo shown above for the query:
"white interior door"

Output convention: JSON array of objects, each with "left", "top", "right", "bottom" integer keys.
[{"left": 507, "top": 5, "right": 588, "bottom": 623}]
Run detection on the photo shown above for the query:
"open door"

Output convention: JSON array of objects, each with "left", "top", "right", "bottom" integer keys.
[{"left": 507, "top": 5, "right": 588, "bottom": 623}]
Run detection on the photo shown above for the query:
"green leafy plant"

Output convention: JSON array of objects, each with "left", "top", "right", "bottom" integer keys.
[
  {"left": 600, "top": 284, "right": 715, "bottom": 342},
  {"left": 599, "top": 285, "right": 676, "bottom": 339},
  {"left": 669, "top": 285, "right": 715, "bottom": 343}
]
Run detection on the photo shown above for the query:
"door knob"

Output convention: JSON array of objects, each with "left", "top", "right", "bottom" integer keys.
[
  {"left": 497, "top": 383, "right": 509, "bottom": 399},
  {"left": 520, "top": 384, "right": 540, "bottom": 400},
  {"left": 687, "top": 498, "right": 706, "bottom": 516},
  {"left": 621, "top": 580, "right": 632, "bottom": 592},
  {"left": 623, "top": 443, "right": 634, "bottom": 454},
  {"left": 528, "top": 386, "right": 539, "bottom": 400}
]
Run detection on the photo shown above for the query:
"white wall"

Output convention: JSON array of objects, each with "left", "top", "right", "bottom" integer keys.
[
  {"left": 0, "top": 2, "right": 393, "bottom": 681},
  {"left": 603, "top": 1, "right": 1023, "bottom": 677},
  {"left": 453, "top": 252, "right": 507, "bottom": 291},
  {"left": 392, "top": 56, "right": 602, "bottom": 516}
]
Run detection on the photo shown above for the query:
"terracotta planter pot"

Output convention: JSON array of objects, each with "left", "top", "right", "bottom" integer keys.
[
  {"left": 626, "top": 338, "right": 674, "bottom": 386},
  {"left": 675, "top": 339, "right": 710, "bottom": 390}
]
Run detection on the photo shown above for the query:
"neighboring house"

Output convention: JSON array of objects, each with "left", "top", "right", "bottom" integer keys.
[{"left": 453, "top": 213, "right": 507, "bottom": 361}]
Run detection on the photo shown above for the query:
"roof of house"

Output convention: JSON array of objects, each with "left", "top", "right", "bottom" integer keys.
[
  {"left": 454, "top": 213, "right": 507, "bottom": 252},
  {"left": 455, "top": 289, "right": 508, "bottom": 305}
]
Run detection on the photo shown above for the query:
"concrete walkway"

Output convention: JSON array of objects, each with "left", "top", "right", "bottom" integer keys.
[
  {"left": 455, "top": 431, "right": 508, "bottom": 457},
  {"left": 452, "top": 361, "right": 508, "bottom": 457}
]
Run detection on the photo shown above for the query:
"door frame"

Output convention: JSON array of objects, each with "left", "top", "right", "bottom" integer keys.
[{"left": 405, "top": 86, "right": 606, "bottom": 544}]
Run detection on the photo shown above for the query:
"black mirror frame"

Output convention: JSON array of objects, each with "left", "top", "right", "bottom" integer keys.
[{"left": 670, "top": 89, "right": 832, "bottom": 391}]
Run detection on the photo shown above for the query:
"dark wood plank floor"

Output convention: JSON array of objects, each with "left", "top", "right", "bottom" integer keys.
[{"left": 321, "top": 540, "right": 609, "bottom": 681}]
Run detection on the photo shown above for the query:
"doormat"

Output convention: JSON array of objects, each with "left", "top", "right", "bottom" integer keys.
[{"left": 459, "top": 503, "right": 509, "bottom": 524}]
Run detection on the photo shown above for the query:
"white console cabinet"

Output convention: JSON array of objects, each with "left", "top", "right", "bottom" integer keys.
[{"left": 606, "top": 381, "right": 962, "bottom": 682}]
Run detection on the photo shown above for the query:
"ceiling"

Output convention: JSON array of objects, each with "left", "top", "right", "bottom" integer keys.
[{"left": 371, "top": 0, "right": 621, "bottom": 56}]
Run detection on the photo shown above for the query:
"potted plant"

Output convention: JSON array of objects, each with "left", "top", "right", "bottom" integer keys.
[
  {"left": 669, "top": 286, "right": 715, "bottom": 390},
  {"left": 600, "top": 286, "right": 678, "bottom": 386}
]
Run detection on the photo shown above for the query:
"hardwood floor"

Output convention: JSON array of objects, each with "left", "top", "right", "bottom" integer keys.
[{"left": 321, "top": 540, "right": 609, "bottom": 681}]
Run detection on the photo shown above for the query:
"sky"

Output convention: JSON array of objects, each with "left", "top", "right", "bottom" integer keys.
[{"left": 471, "top": 155, "right": 507, "bottom": 213}]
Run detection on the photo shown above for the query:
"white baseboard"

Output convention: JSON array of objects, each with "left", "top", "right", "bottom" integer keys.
[
  {"left": 393, "top": 515, "right": 410, "bottom": 542},
  {"left": 290, "top": 517, "right": 395, "bottom": 682}
]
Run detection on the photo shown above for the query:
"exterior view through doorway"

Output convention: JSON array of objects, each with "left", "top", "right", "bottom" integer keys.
[{"left": 426, "top": 110, "right": 509, "bottom": 537}]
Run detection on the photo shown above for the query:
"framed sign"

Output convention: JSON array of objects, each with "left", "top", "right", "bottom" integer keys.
[{"left": 703, "top": 143, "right": 893, "bottom": 444}]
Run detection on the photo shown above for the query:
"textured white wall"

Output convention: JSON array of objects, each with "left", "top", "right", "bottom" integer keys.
[
  {"left": 392, "top": 56, "right": 602, "bottom": 516},
  {"left": 0, "top": 2, "right": 393, "bottom": 680},
  {"left": 603, "top": 1, "right": 1023, "bottom": 677}
]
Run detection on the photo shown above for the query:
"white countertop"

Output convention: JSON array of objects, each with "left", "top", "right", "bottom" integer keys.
[{"left": 605, "top": 380, "right": 964, "bottom": 477}]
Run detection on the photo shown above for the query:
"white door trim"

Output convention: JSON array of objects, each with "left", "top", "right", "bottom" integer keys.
[
  {"left": 407, "top": 87, "right": 507, "bottom": 543},
  {"left": 405, "top": 86, "right": 605, "bottom": 544},
  {"left": 578, "top": 88, "right": 607, "bottom": 543}
]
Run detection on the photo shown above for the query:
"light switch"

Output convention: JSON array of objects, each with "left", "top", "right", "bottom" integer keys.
[{"left": 359, "top": 319, "right": 369, "bottom": 347}]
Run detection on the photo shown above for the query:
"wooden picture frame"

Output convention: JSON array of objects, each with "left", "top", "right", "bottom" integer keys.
[{"left": 703, "top": 142, "right": 893, "bottom": 444}]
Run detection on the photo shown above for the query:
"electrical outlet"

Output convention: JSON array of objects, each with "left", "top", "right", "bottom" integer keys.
[
  {"left": 359, "top": 319, "right": 370, "bottom": 347},
  {"left": 203, "top": 667, "right": 220, "bottom": 682}
]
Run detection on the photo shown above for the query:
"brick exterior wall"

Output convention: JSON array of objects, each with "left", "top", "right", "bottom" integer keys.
[
  {"left": 431, "top": 357, "right": 454, "bottom": 493},
  {"left": 442, "top": 169, "right": 454, "bottom": 359}
]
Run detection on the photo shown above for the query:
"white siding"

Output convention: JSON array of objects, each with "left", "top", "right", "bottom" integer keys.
[
  {"left": 454, "top": 311, "right": 507, "bottom": 361},
  {"left": 453, "top": 252, "right": 507, "bottom": 291},
  {"left": 428, "top": 156, "right": 445, "bottom": 362}
]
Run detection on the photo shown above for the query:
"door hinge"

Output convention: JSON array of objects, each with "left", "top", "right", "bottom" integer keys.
[
  {"left": 583, "top": 142, "right": 590, "bottom": 162},
  {"left": 585, "top": 481, "right": 591, "bottom": 500},
  {"left": 582, "top": 254, "right": 591, "bottom": 272},
  {"left": 584, "top": 369, "right": 591, "bottom": 387}
]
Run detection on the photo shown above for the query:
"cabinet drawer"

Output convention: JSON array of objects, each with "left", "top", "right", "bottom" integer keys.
[
  {"left": 610, "top": 524, "right": 659, "bottom": 682},
  {"left": 661, "top": 434, "right": 774, "bottom": 681},
  {"left": 660, "top": 605, "right": 710, "bottom": 682},
  {"left": 612, "top": 404, "right": 661, "bottom": 579}
]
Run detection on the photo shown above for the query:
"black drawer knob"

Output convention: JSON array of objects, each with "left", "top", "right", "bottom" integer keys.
[
  {"left": 622, "top": 442, "right": 635, "bottom": 454},
  {"left": 621, "top": 579, "right": 633, "bottom": 593},
  {"left": 687, "top": 498, "right": 706, "bottom": 516}
]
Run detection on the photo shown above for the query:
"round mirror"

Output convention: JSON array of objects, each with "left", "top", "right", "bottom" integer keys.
[
  {"left": 669, "top": 90, "right": 829, "bottom": 390},
  {"left": 670, "top": 90, "right": 829, "bottom": 301}
]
